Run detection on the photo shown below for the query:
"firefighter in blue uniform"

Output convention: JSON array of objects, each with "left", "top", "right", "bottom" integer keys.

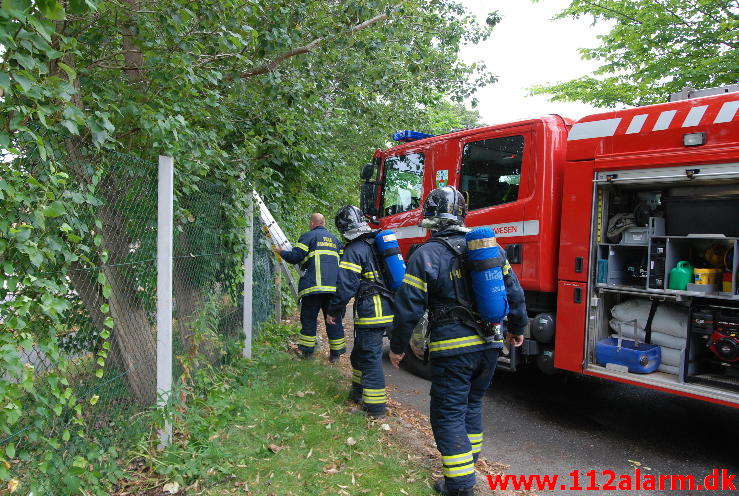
[
  {"left": 280, "top": 213, "right": 345, "bottom": 361},
  {"left": 389, "top": 187, "right": 527, "bottom": 496},
  {"left": 326, "top": 206, "right": 393, "bottom": 419}
]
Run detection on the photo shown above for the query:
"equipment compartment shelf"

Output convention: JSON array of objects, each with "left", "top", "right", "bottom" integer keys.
[{"left": 595, "top": 283, "right": 739, "bottom": 302}]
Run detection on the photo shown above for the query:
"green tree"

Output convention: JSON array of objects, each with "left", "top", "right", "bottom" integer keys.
[
  {"left": 1, "top": 1, "right": 496, "bottom": 489},
  {"left": 532, "top": 0, "right": 739, "bottom": 107}
]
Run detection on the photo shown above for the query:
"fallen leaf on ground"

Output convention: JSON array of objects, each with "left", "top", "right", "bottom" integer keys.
[
  {"left": 323, "top": 464, "right": 339, "bottom": 474},
  {"left": 162, "top": 481, "right": 180, "bottom": 494},
  {"left": 268, "top": 444, "right": 283, "bottom": 453}
]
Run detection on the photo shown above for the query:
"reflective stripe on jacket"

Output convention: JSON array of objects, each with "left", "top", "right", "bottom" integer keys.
[
  {"left": 281, "top": 226, "right": 341, "bottom": 298},
  {"left": 328, "top": 234, "right": 394, "bottom": 328}
]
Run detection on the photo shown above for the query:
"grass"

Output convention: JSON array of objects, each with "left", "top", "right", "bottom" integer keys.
[{"left": 144, "top": 323, "right": 434, "bottom": 495}]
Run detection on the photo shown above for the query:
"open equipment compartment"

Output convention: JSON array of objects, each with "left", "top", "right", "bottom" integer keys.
[{"left": 587, "top": 164, "right": 739, "bottom": 395}]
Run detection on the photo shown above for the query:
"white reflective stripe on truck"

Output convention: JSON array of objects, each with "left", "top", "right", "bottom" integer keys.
[{"left": 569, "top": 98, "right": 739, "bottom": 140}]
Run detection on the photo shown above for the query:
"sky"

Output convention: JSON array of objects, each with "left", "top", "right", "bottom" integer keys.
[{"left": 459, "top": 0, "right": 613, "bottom": 125}]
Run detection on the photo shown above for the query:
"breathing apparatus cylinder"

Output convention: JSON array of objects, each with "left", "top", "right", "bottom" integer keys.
[
  {"left": 465, "top": 227, "right": 509, "bottom": 324},
  {"left": 374, "top": 230, "right": 406, "bottom": 290}
]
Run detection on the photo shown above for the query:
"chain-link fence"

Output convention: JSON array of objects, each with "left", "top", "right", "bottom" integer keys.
[{"left": 0, "top": 150, "right": 276, "bottom": 494}]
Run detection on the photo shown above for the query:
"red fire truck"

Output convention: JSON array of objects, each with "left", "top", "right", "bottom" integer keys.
[{"left": 359, "top": 85, "right": 739, "bottom": 408}]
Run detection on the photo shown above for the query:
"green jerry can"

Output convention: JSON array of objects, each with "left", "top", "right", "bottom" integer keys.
[{"left": 668, "top": 261, "right": 694, "bottom": 290}]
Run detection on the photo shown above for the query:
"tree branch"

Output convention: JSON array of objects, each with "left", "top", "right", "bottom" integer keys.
[
  {"left": 237, "top": 10, "right": 393, "bottom": 79},
  {"left": 579, "top": 1, "right": 642, "bottom": 24}
]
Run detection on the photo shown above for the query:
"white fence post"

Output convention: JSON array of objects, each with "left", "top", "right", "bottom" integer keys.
[
  {"left": 156, "top": 155, "right": 173, "bottom": 447},
  {"left": 243, "top": 192, "right": 254, "bottom": 359}
]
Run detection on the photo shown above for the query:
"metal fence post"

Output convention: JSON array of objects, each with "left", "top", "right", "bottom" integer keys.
[
  {"left": 243, "top": 192, "right": 254, "bottom": 359},
  {"left": 156, "top": 155, "right": 173, "bottom": 447},
  {"left": 274, "top": 269, "right": 282, "bottom": 323}
]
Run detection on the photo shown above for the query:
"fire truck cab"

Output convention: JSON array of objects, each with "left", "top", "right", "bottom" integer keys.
[{"left": 360, "top": 85, "right": 739, "bottom": 408}]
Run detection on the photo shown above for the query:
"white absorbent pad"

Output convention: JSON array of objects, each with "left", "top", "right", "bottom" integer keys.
[
  {"left": 610, "top": 299, "right": 688, "bottom": 338},
  {"left": 658, "top": 364, "right": 680, "bottom": 375},
  {"left": 609, "top": 319, "right": 685, "bottom": 349}
]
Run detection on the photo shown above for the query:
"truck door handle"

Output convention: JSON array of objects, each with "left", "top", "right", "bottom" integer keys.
[
  {"left": 574, "top": 287, "right": 583, "bottom": 304},
  {"left": 506, "top": 244, "right": 522, "bottom": 264},
  {"left": 575, "top": 256, "right": 584, "bottom": 273}
]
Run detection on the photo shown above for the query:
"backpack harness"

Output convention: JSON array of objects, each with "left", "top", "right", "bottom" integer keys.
[{"left": 425, "top": 236, "right": 506, "bottom": 343}]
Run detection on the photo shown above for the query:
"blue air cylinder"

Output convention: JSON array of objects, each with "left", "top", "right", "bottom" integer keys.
[
  {"left": 374, "top": 230, "right": 406, "bottom": 290},
  {"left": 465, "top": 227, "right": 509, "bottom": 324}
]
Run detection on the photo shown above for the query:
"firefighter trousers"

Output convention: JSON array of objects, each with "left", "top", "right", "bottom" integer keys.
[
  {"left": 350, "top": 327, "right": 386, "bottom": 415},
  {"left": 430, "top": 348, "right": 500, "bottom": 490},
  {"left": 298, "top": 294, "right": 346, "bottom": 356}
]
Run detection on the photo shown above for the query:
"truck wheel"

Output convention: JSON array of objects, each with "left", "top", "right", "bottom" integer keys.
[{"left": 400, "top": 347, "right": 431, "bottom": 380}]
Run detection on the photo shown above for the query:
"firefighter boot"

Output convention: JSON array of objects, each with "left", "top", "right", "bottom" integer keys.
[
  {"left": 433, "top": 478, "right": 475, "bottom": 496},
  {"left": 348, "top": 386, "right": 363, "bottom": 405}
]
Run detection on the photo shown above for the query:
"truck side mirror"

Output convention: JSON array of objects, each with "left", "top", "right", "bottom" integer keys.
[
  {"left": 360, "top": 182, "right": 379, "bottom": 218},
  {"left": 360, "top": 163, "right": 375, "bottom": 181}
]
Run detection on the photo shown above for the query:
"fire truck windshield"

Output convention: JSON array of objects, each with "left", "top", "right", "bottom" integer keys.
[{"left": 381, "top": 152, "right": 425, "bottom": 216}]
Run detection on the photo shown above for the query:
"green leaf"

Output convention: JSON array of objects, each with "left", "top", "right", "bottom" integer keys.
[
  {"left": 60, "top": 119, "right": 79, "bottom": 135},
  {"left": 69, "top": 0, "right": 96, "bottom": 15},
  {"left": 100, "top": 330, "right": 110, "bottom": 339},
  {"left": 97, "top": 272, "right": 106, "bottom": 285},
  {"left": 103, "top": 316, "right": 114, "bottom": 328},
  {"left": 36, "top": 0, "right": 66, "bottom": 20},
  {"left": 12, "top": 53, "right": 37, "bottom": 71},
  {"left": 100, "top": 303, "right": 109, "bottom": 314},
  {"left": 43, "top": 201, "right": 66, "bottom": 217},
  {"left": 102, "top": 284, "right": 111, "bottom": 298},
  {"left": 11, "top": 72, "right": 34, "bottom": 92},
  {"left": 57, "top": 62, "right": 76, "bottom": 81},
  {"left": 0, "top": 72, "right": 10, "bottom": 93},
  {"left": 89, "top": 395, "right": 99, "bottom": 405},
  {"left": 30, "top": 250, "right": 44, "bottom": 267},
  {"left": 2, "top": 0, "right": 31, "bottom": 19},
  {"left": 5, "top": 444, "right": 15, "bottom": 459},
  {"left": 27, "top": 15, "right": 56, "bottom": 42},
  {"left": 62, "top": 429, "right": 70, "bottom": 441},
  {"left": 95, "top": 368, "right": 104, "bottom": 378}
]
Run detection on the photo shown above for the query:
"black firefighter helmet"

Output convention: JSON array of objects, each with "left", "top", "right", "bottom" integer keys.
[
  {"left": 335, "top": 205, "right": 373, "bottom": 240},
  {"left": 422, "top": 186, "right": 467, "bottom": 224}
]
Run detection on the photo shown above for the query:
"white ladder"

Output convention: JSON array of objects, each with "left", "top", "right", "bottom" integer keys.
[{"left": 253, "top": 191, "right": 299, "bottom": 300}]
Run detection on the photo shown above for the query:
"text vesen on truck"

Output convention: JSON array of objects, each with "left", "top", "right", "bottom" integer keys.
[{"left": 360, "top": 85, "right": 739, "bottom": 408}]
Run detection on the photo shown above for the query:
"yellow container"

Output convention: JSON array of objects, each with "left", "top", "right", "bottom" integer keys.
[
  {"left": 694, "top": 268, "right": 722, "bottom": 285},
  {"left": 723, "top": 272, "right": 733, "bottom": 293}
]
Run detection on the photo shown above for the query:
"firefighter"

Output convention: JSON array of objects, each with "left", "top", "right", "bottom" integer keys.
[
  {"left": 326, "top": 205, "right": 393, "bottom": 419},
  {"left": 280, "top": 213, "right": 346, "bottom": 361},
  {"left": 388, "top": 186, "right": 527, "bottom": 496}
]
